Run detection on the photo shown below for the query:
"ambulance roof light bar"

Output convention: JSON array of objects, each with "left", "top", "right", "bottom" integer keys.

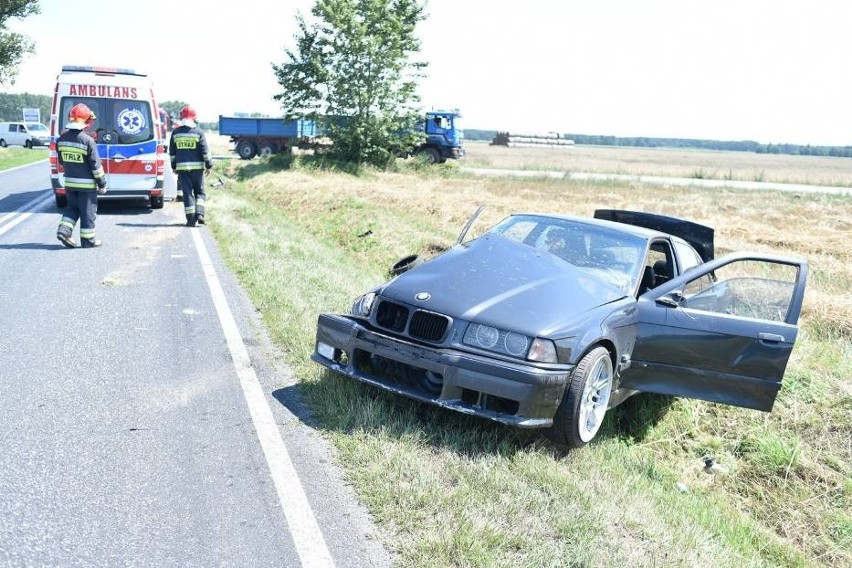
[{"left": 61, "top": 65, "right": 147, "bottom": 77}]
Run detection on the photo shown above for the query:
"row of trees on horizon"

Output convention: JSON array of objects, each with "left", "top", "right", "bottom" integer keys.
[{"left": 463, "top": 129, "right": 852, "bottom": 158}]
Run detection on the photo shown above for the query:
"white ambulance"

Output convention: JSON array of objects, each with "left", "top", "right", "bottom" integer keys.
[{"left": 49, "top": 65, "right": 166, "bottom": 209}]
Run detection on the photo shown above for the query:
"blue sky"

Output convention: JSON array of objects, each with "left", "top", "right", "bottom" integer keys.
[{"left": 6, "top": 0, "right": 852, "bottom": 145}]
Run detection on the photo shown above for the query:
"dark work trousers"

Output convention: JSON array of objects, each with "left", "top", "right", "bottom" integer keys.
[
  {"left": 178, "top": 170, "right": 206, "bottom": 225},
  {"left": 57, "top": 190, "right": 98, "bottom": 241}
]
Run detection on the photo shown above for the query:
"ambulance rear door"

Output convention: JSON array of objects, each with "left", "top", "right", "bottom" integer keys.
[{"left": 96, "top": 97, "right": 160, "bottom": 194}]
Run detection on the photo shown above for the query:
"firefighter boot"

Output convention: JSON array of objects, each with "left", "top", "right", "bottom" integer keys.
[
  {"left": 186, "top": 214, "right": 197, "bottom": 227},
  {"left": 81, "top": 238, "right": 102, "bottom": 248},
  {"left": 196, "top": 214, "right": 205, "bottom": 225},
  {"left": 57, "top": 232, "right": 76, "bottom": 249}
]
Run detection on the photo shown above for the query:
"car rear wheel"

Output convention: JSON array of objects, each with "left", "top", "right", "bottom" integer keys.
[
  {"left": 0, "top": 139, "right": 6, "bottom": 148},
  {"left": 150, "top": 195, "right": 164, "bottom": 209},
  {"left": 547, "top": 346, "right": 613, "bottom": 449}
]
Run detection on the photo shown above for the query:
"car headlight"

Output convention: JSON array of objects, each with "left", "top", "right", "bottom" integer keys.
[
  {"left": 463, "top": 323, "right": 552, "bottom": 361},
  {"left": 350, "top": 292, "right": 376, "bottom": 317}
]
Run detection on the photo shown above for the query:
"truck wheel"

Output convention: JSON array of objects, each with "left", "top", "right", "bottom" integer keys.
[
  {"left": 236, "top": 141, "right": 257, "bottom": 160},
  {"left": 258, "top": 142, "right": 277, "bottom": 157},
  {"left": 416, "top": 147, "right": 441, "bottom": 164}
]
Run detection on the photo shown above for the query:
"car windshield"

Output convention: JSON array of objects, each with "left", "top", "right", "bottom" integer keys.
[
  {"left": 59, "top": 96, "right": 154, "bottom": 144},
  {"left": 487, "top": 214, "right": 648, "bottom": 292},
  {"left": 26, "top": 123, "right": 48, "bottom": 132}
]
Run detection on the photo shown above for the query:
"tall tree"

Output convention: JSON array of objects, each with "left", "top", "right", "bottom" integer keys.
[
  {"left": 272, "top": 0, "right": 427, "bottom": 167},
  {"left": 0, "top": 0, "right": 40, "bottom": 86}
]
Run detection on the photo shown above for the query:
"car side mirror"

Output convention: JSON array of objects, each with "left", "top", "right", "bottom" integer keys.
[{"left": 656, "top": 291, "right": 683, "bottom": 307}]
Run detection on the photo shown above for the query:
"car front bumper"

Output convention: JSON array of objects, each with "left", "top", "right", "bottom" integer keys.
[{"left": 312, "top": 313, "right": 571, "bottom": 428}]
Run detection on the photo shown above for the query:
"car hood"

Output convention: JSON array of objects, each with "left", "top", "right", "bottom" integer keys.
[{"left": 379, "top": 235, "right": 627, "bottom": 336}]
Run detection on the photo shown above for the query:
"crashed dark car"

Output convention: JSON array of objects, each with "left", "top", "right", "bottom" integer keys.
[{"left": 312, "top": 208, "right": 808, "bottom": 448}]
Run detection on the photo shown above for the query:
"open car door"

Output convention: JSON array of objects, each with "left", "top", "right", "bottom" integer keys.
[{"left": 622, "top": 252, "right": 808, "bottom": 411}]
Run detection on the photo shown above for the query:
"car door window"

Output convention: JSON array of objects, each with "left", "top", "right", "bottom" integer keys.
[
  {"left": 673, "top": 239, "right": 703, "bottom": 274},
  {"left": 680, "top": 259, "right": 799, "bottom": 323},
  {"left": 638, "top": 240, "right": 674, "bottom": 295}
]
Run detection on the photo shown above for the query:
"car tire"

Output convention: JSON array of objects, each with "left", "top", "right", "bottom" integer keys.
[
  {"left": 390, "top": 254, "right": 422, "bottom": 275},
  {"left": 0, "top": 139, "right": 6, "bottom": 148},
  {"left": 547, "top": 346, "right": 613, "bottom": 449},
  {"left": 150, "top": 195, "right": 164, "bottom": 209},
  {"left": 24, "top": 140, "right": 32, "bottom": 149}
]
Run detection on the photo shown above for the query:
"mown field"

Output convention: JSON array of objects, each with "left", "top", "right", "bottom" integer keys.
[
  {"left": 201, "top": 140, "right": 851, "bottom": 567},
  {"left": 461, "top": 141, "right": 852, "bottom": 187}
]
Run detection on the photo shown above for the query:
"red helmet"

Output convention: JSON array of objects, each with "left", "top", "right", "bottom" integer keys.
[
  {"left": 179, "top": 106, "right": 197, "bottom": 120},
  {"left": 68, "top": 103, "right": 96, "bottom": 124}
]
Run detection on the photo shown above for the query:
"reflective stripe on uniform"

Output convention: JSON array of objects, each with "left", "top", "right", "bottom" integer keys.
[
  {"left": 59, "top": 217, "right": 75, "bottom": 229},
  {"left": 80, "top": 228, "right": 95, "bottom": 239},
  {"left": 64, "top": 176, "right": 97, "bottom": 190},
  {"left": 176, "top": 161, "right": 205, "bottom": 171},
  {"left": 57, "top": 141, "right": 87, "bottom": 151}
]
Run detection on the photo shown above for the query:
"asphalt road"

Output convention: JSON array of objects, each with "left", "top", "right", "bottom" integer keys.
[{"left": 0, "top": 159, "right": 392, "bottom": 568}]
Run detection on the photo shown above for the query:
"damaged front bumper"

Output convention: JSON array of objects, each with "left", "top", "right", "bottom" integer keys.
[{"left": 312, "top": 313, "right": 572, "bottom": 428}]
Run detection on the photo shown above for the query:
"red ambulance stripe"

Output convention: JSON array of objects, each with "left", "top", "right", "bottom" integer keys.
[{"left": 104, "top": 159, "right": 160, "bottom": 175}]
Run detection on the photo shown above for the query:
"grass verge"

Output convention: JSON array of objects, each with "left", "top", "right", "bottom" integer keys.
[
  {"left": 0, "top": 147, "right": 48, "bottom": 170},
  {"left": 206, "top": 150, "right": 851, "bottom": 567}
]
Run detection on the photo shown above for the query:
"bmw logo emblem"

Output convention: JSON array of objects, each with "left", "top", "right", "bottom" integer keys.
[{"left": 415, "top": 292, "right": 431, "bottom": 301}]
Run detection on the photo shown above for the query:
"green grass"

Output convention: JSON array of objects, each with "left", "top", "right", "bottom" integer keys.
[
  {"left": 207, "top": 154, "right": 850, "bottom": 567},
  {"left": 0, "top": 147, "right": 48, "bottom": 170}
]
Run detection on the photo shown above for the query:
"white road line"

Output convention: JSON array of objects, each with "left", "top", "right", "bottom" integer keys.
[
  {"left": 191, "top": 229, "right": 335, "bottom": 568},
  {"left": 0, "top": 193, "right": 54, "bottom": 237}
]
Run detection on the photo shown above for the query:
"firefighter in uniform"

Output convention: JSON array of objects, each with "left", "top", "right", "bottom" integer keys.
[
  {"left": 169, "top": 106, "right": 212, "bottom": 227},
  {"left": 56, "top": 103, "right": 107, "bottom": 248}
]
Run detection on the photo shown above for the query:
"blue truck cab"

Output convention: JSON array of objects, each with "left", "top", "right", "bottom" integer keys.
[{"left": 416, "top": 110, "right": 464, "bottom": 163}]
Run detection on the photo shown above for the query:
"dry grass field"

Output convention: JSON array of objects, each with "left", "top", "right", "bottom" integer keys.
[
  {"left": 205, "top": 141, "right": 851, "bottom": 567},
  {"left": 462, "top": 140, "right": 852, "bottom": 187}
]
